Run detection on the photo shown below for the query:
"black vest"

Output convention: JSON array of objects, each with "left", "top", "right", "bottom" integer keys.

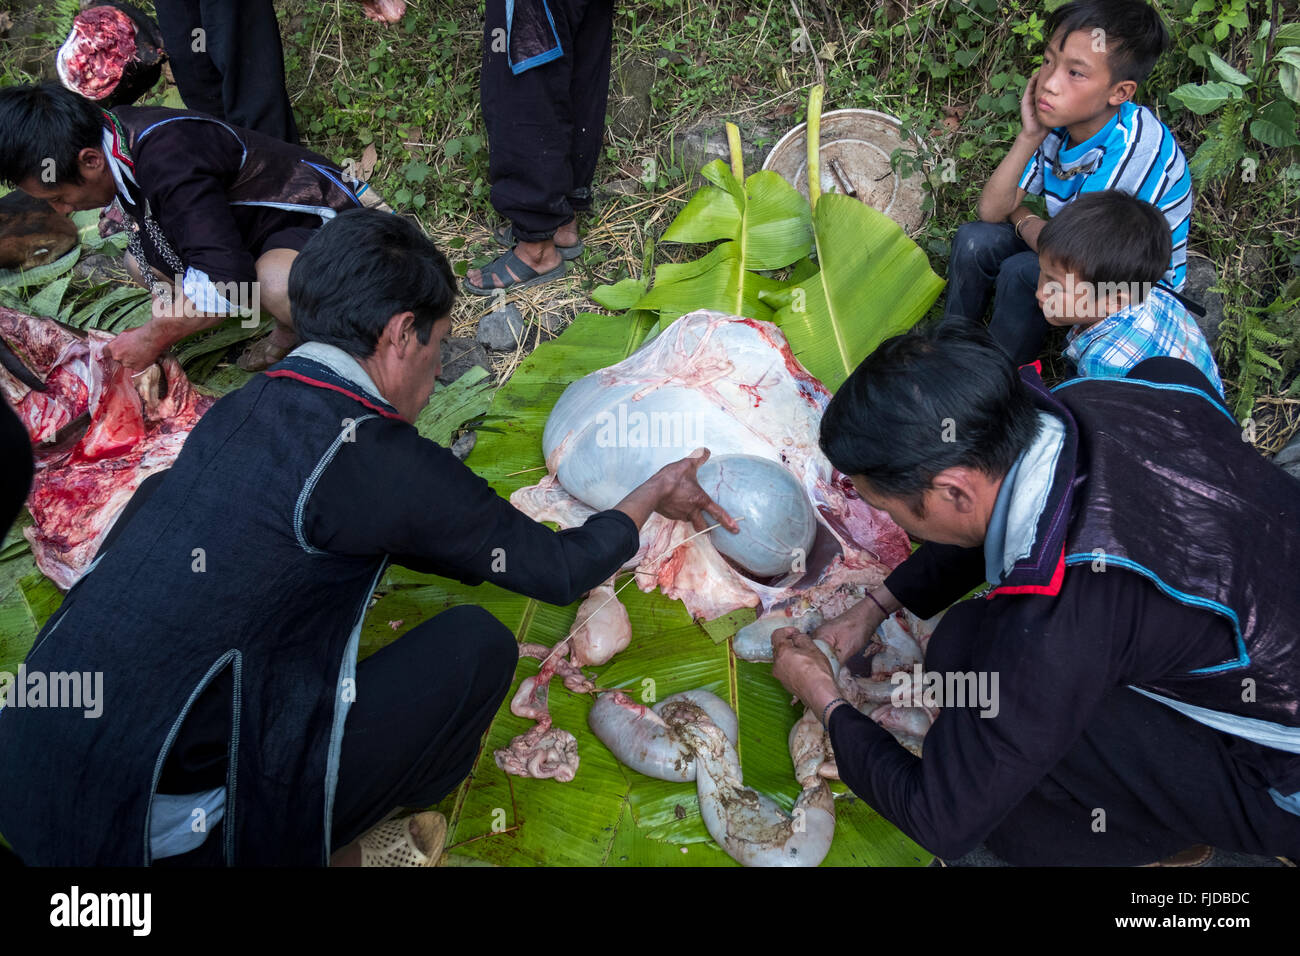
[{"left": 1054, "top": 375, "right": 1300, "bottom": 734}]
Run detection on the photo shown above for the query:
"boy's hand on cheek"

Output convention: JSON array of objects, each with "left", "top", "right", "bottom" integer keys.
[{"left": 1019, "top": 71, "right": 1049, "bottom": 143}]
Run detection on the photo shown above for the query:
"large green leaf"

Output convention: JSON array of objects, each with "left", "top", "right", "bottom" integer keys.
[
  {"left": 632, "top": 242, "right": 785, "bottom": 325},
  {"left": 627, "top": 159, "right": 811, "bottom": 324},
  {"left": 361, "top": 310, "right": 931, "bottom": 867},
  {"left": 413, "top": 365, "right": 495, "bottom": 447},
  {"left": 1249, "top": 100, "right": 1300, "bottom": 148},
  {"left": 1170, "top": 80, "right": 1243, "bottom": 114},
  {"left": 0, "top": 246, "right": 81, "bottom": 293},
  {"left": 766, "top": 193, "right": 945, "bottom": 391},
  {"left": 661, "top": 160, "right": 812, "bottom": 270}
]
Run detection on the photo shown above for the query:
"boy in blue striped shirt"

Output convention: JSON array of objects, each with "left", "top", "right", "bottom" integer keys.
[
  {"left": 1036, "top": 191, "right": 1222, "bottom": 395},
  {"left": 944, "top": 0, "right": 1192, "bottom": 365}
]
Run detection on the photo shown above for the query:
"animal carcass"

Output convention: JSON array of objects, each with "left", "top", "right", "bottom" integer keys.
[
  {"left": 511, "top": 309, "right": 911, "bottom": 621},
  {"left": 0, "top": 307, "right": 212, "bottom": 588}
]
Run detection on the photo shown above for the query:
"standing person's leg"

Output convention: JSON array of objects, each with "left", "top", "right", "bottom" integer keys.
[
  {"left": 154, "top": 0, "right": 226, "bottom": 119},
  {"left": 329, "top": 605, "right": 519, "bottom": 854},
  {"left": 565, "top": 0, "right": 615, "bottom": 224},
  {"left": 197, "top": 0, "right": 299, "bottom": 143},
  {"left": 468, "top": 0, "right": 586, "bottom": 293},
  {"left": 982, "top": 687, "right": 1300, "bottom": 865},
  {"left": 987, "top": 251, "right": 1048, "bottom": 366}
]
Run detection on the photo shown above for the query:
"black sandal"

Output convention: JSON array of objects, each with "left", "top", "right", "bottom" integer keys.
[
  {"left": 462, "top": 248, "right": 567, "bottom": 296},
  {"left": 493, "top": 223, "right": 584, "bottom": 260}
]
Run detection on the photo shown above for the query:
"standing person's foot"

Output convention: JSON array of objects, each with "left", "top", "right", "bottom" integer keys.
[
  {"left": 492, "top": 218, "right": 584, "bottom": 260},
  {"left": 464, "top": 239, "right": 566, "bottom": 296}
]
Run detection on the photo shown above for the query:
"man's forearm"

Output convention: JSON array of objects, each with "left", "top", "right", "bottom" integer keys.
[{"left": 146, "top": 291, "right": 230, "bottom": 350}]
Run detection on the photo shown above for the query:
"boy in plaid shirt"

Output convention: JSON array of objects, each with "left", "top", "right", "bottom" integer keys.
[
  {"left": 945, "top": 0, "right": 1191, "bottom": 365},
  {"left": 1036, "top": 191, "right": 1223, "bottom": 396}
]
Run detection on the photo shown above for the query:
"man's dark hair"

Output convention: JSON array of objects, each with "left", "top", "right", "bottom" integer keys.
[
  {"left": 0, "top": 83, "right": 104, "bottom": 188},
  {"left": 819, "top": 321, "right": 1040, "bottom": 514},
  {"left": 1046, "top": 0, "right": 1170, "bottom": 86},
  {"left": 289, "top": 209, "right": 457, "bottom": 357},
  {"left": 1038, "top": 190, "right": 1171, "bottom": 291}
]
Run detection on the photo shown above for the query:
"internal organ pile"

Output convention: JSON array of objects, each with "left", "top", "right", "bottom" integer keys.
[
  {"left": 493, "top": 579, "right": 633, "bottom": 782},
  {"left": 589, "top": 687, "right": 836, "bottom": 867},
  {"left": 0, "top": 308, "right": 212, "bottom": 589},
  {"left": 735, "top": 608, "right": 939, "bottom": 756},
  {"left": 512, "top": 310, "right": 912, "bottom": 622}
]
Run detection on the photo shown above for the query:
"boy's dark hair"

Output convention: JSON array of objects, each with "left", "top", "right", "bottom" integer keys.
[
  {"left": 1038, "top": 191, "right": 1171, "bottom": 291},
  {"left": 289, "top": 209, "right": 457, "bottom": 357},
  {"left": 819, "top": 321, "right": 1041, "bottom": 515},
  {"left": 1046, "top": 0, "right": 1170, "bottom": 86},
  {"left": 0, "top": 83, "right": 104, "bottom": 188}
]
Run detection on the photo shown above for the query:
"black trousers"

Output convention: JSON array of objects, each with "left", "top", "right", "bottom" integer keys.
[
  {"left": 928, "top": 614, "right": 1300, "bottom": 865},
  {"left": 156, "top": 604, "right": 518, "bottom": 865},
  {"left": 480, "top": 0, "right": 614, "bottom": 240},
  {"left": 154, "top": 0, "right": 299, "bottom": 144},
  {"left": 942, "top": 220, "right": 1050, "bottom": 366}
]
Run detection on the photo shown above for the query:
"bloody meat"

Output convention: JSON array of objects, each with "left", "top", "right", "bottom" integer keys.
[
  {"left": 58, "top": 6, "right": 138, "bottom": 101},
  {"left": 0, "top": 307, "right": 212, "bottom": 589}
]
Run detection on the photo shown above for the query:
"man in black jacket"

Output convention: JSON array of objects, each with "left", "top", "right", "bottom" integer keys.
[
  {"left": 0, "top": 209, "right": 735, "bottom": 865},
  {"left": 0, "top": 83, "right": 374, "bottom": 373},
  {"left": 772, "top": 321, "right": 1300, "bottom": 865}
]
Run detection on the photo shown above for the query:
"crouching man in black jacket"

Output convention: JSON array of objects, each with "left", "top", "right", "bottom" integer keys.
[
  {"left": 772, "top": 321, "right": 1300, "bottom": 865},
  {"left": 0, "top": 209, "right": 735, "bottom": 866}
]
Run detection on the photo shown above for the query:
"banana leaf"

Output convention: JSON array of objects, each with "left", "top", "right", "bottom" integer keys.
[
  {"left": 26, "top": 275, "right": 72, "bottom": 319},
  {"left": 0, "top": 549, "right": 62, "bottom": 677},
  {"left": 362, "top": 310, "right": 931, "bottom": 867},
  {"left": 414, "top": 365, "right": 495, "bottom": 447},
  {"left": 0, "top": 246, "right": 80, "bottom": 293},
  {"left": 67, "top": 286, "right": 151, "bottom": 330},
  {"left": 627, "top": 158, "right": 812, "bottom": 326},
  {"left": 765, "top": 193, "right": 946, "bottom": 392}
]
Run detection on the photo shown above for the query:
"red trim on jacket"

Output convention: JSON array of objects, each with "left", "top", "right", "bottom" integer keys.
[
  {"left": 987, "top": 546, "right": 1066, "bottom": 598},
  {"left": 263, "top": 368, "right": 405, "bottom": 421}
]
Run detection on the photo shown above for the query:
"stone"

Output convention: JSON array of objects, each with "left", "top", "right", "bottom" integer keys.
[
  {"left": 601, "top": 178, "right": 641, "bottom": 197},
  {"left": 437, "top": 336, "right": 490, "bottom": 385},
  {"left": 1275, "top": 431, "right": 1300, "bottom": 482},
  {"left": 450, "top": 430, "right": 477, "bottom": 461},
  {"left": 670, "top": 116, "right": 778, "bottom": 185},
  {"left": 73, "top": 252, "right": 127, "bottom": 284},
  {"left": 476, "top": 302, "right": 526, "bottom": 351},
  {"left": 608, "top": 59, "right": 655, "bottom": 138},
  {"left": 1183, "top": 257, "right": 1225, "bottom": 346}
]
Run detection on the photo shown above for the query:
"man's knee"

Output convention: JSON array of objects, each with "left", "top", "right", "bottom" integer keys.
[
  {"left": 437, "top": 604, "right": 519, "bottom": 683},
  {"left": 254, "top": 248, "right": 297, "bottom": 323}
]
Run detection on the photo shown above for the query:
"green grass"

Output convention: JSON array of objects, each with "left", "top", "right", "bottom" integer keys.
[{"left": 4, "top": 2, "right": 1296, "bottom": 443}]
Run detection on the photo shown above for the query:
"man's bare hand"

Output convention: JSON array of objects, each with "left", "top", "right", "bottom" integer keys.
[
  {"left": 615, "top": 448, "right": 739, "bottom": 534},
  {"left": 814, "top": 602, "right": 877, "bottom": 664},
  {"left": 772, "top": 627, "right": 839, "bottom": 714},
  {"left": 103, "top": 324, "right": 165, "bottom": 372},
  {"left": 652, "top": 448, "right": 739, "bottom": 533}
]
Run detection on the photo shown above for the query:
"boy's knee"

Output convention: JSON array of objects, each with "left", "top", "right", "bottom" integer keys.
[{"left": 952, "top": 220, "right": 1014, "bottom": 267}]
